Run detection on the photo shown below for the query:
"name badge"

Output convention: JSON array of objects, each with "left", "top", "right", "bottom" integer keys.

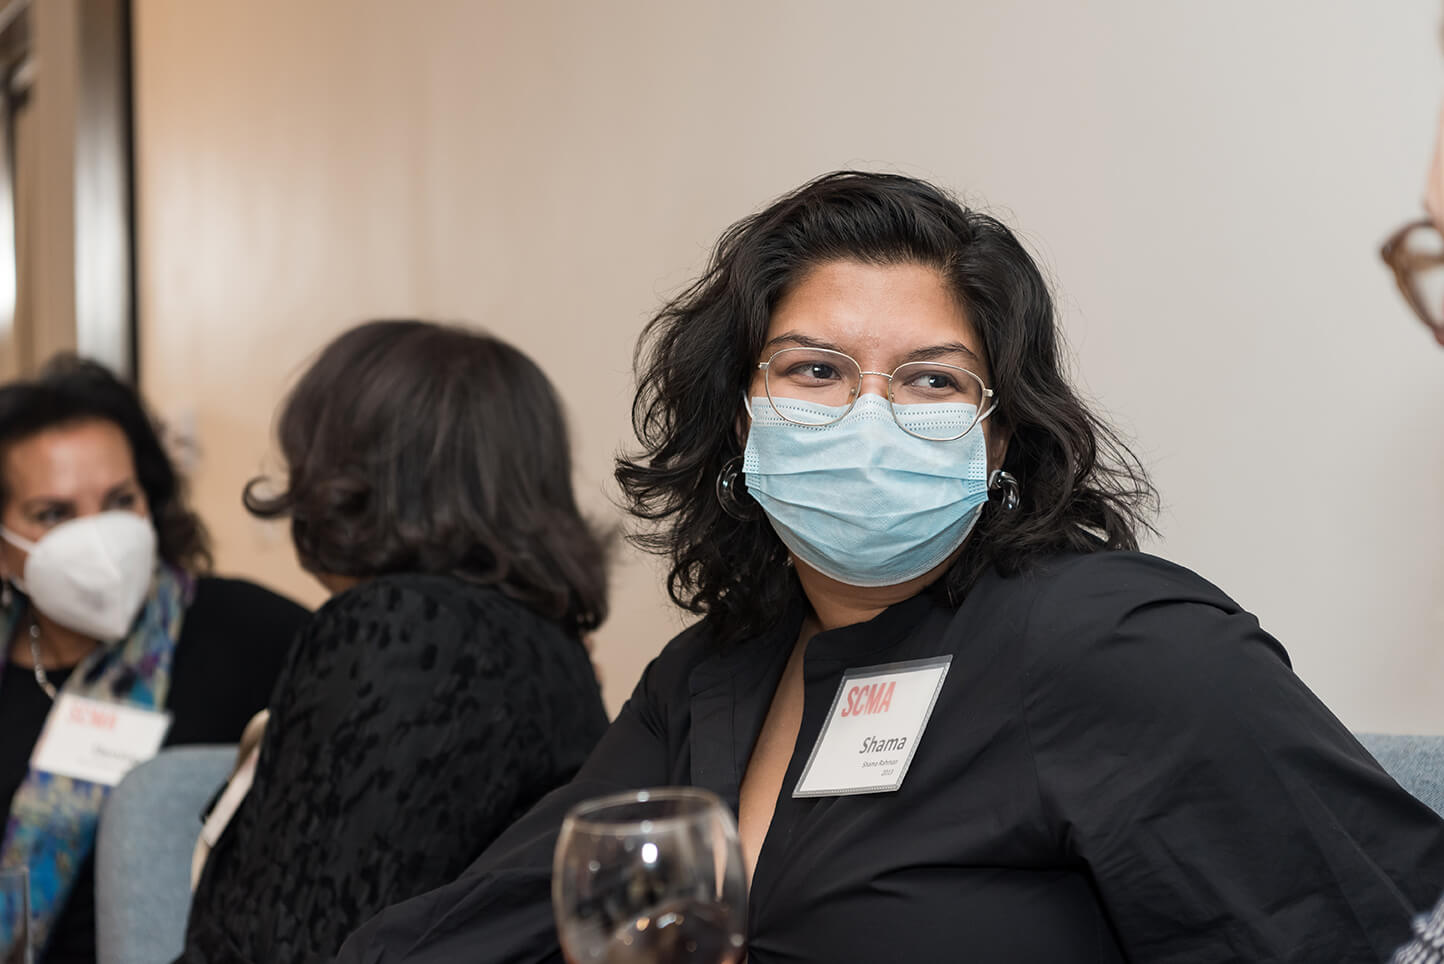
[
  {"left": 32, "top": 694, "right": 171, "bottom": 787},
  {"left": 793, "top": 655, "right": 950, "bottom": 797}
]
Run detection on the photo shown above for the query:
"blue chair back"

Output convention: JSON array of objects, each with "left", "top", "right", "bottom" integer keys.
[{"left": 94, "top": 745, "right": 235, "bottom": 964}]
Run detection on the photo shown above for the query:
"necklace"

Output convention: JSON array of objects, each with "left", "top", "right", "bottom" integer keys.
[{"left": 28, "top": 620, "right": 57, "bottom": 701}]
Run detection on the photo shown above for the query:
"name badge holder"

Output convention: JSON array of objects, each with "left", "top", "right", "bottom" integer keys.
[
  {"left": 31, "top": 693, "right": 171, "bottom": 787},
  {"left": 793, "top": 654, "right": 951, "bottom": 798}
]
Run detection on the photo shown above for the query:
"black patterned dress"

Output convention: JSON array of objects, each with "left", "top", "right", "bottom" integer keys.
[{"left": 178, "top": 572, "right": 609, "bottom": 963}]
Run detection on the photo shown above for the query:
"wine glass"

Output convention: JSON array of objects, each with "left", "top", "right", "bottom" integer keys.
[{"left": 553, "top": 787, "right": 747, "bottom": 964}]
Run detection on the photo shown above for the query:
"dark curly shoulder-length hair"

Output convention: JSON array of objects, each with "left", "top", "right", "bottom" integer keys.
[
  {"left": 616, "top": 171, "right": 1157, "bottom": 643},
  {"left": 0, "top": 355, "right": 212, "bottom": 572},
  {"left": 246, "top": 320, "right": 608, "bottom": 633}
]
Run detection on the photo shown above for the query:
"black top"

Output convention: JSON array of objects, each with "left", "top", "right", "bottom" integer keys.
[
  {"left": 338, "top": 552, "right": 1444, "bottom": 964},
  {"left": 179, "top": 572, "right": 611, "bottom": 964},
  {"left": 0, "top": 575, "right": 308, "bottom": 964},
  {"left": 0, "top": 668, "right": 74, "bottom": 824}
]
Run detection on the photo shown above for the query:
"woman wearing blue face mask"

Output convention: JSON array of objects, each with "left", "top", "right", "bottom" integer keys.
[
  {"left": 0, "top": 357, "right": 308, "bottom": 963},
  {"left": 338, "top": 172, "right": 1444, "bottom": 964}
]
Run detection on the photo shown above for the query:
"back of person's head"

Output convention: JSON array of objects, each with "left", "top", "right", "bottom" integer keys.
[
  {"left": 618, "top": 171, "right": 1155, "bottom": 641},
  {"left": 247, "top": 319, "right": 608, "bottom": 632},
  {"left": 0, "top": 354, "right": 210, "bottom": 571}
]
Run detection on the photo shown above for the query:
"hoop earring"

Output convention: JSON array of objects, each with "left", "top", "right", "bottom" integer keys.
[
  {"left": 987, "top": 469, "right": 1021, "bottom": 512},
  {"left": 716, "top": 456, "right": 761, "bottom": 521}
]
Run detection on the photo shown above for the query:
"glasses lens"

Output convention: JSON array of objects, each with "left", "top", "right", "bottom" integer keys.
[
  {"left": 890, "top": 362, "right": 986, "bottom": 441},
  {"left": 763, "top": 347, "right": 860, "bottom": 425},
  {"left": 1398, "top": 223, "right": 1444, "bottom": 329}
]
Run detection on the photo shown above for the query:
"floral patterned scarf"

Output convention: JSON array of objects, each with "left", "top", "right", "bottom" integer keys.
[{"left": 0, "top": 564, "right": 191, "bottom": 954}]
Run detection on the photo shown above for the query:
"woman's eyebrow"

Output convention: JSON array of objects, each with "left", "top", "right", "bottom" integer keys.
[
  {"left": 20, "top": 497, "right": 72, "bottom": 513},
  {"left": 761, "top": 331, "right": 846, "bottom": 353},
  {"left": 900, "top": 342, "right": 983, "bottom": 366},
  {"left": 104, "top": 478, "right": 139, "bottom": 499}
]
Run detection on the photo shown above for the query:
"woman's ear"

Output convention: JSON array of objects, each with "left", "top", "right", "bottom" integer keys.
[
  {"left": 733, "top": 395, "right": 753, "bottom": 450},
  {"left": 986, "top": 421, "right": 1011, "bottom": 473}
]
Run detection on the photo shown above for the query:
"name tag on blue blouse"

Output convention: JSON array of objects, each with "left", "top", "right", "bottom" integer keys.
[
  {"left": 32, "top": 694, "right": 171, "bottom": 787},
  {"left": 793, "top": 655, "right": 951, "bottom": 797}
]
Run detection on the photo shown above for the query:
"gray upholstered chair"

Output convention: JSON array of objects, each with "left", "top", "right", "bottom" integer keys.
[
  {"left": 1357, "top": 733, "right": 1444, "bottom": 818},
  {"left": 94, "top": 745, "right": 235, "bottom": 964}
]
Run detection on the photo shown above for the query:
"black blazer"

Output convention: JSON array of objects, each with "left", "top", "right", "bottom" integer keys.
[
  {"left": 337, "top": 553, "right": 1444, "bottom": 964},
  {"left": 180, "top": 572, "right": 610, "bottom": 963}
]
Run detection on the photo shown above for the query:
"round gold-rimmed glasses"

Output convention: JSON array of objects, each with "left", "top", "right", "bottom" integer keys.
[
  {"left": 755, "top": 346, "right": 996, "bottom": 442},
  {"left": 1381, "top": 218, "right": 1444, "bottom": 345}
]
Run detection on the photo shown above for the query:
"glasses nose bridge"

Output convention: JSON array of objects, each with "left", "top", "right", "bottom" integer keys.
[{"left": 856, "top": 367, "right": 894, "bottom": 398}]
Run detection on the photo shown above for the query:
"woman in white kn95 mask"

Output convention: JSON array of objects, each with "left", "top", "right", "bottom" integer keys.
[
  {"left": 0, "top": 357, "right": 308, "bottom": 962},
  {"left": 337, "top": 171, "right": 1444, "bottom": 964}
]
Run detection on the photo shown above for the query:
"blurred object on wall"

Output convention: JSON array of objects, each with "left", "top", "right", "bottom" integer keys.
[{"left": 0, "top": 0, "right": 134, "bottom": 382}]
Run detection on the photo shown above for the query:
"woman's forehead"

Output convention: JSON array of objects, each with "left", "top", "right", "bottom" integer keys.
[
  {"left": 4, "top": 420, "right": 136, "bottom": 496},
  {"left": 766, "top": 261, "right": 984, "bottom": 369}
]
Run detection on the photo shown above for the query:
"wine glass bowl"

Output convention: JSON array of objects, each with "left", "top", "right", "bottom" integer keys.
[{"left": 553, "top": 788, "right": 747, "bottom": 964}]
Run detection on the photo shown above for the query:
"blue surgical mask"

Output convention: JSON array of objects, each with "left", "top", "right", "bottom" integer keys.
[{"left": 742, "top": 393, "right": 990, "bottom": 588}]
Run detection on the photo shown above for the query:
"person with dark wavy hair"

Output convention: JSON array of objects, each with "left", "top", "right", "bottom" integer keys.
[
  {"left": 179, "top": 320, "right": 611, "bottom": 963},
  {"left": 338, "top": 173, "right": 1444, "bottom": 963},
  {"left": 0, "top": 356, "right": 308, "bottom": 963}
]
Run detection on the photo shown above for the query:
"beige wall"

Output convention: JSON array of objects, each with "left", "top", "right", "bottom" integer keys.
[{"left": 134, "top": 0, "right": 1444, "bottom": 731}]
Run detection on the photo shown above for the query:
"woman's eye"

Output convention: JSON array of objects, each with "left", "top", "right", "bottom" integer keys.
[
  {"left": 910, "top": 371, "right": 957, "bottom": 391},
  {"left": 108, "top": 492, "right": 138, "bottom": 510},
  {"left": 33, "top": 507, "right": 68, "bottom": 526},
  {"left": 786, "top": 363, "right": 839, "bottom": 381}
]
